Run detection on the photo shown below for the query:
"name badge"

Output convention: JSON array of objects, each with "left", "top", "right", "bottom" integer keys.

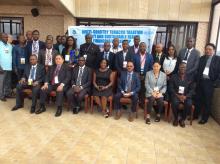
[
  {"left": 140, "top": 69, "right": 144, "bottom": 75},
  {"left": 65, "top": 55, "right": 70, "bottom": 62},
  {"left": 178, "top": 86, "right": 185, "bottom": 94},
  {"left": 54, "top": 76, "right": 59, "bottom": 84},
  {"left": 28, "top": 79, "right": 33, "bottom": 85},
  {"left": 20, "top": 58, "right": 25, "bottom": 64},
  {"left": 153, "top": 87, "right": 159, "bottom": 92},
  {"left": 203, "top": 67, "right": 209, "bottom": 76},
  {"left": 83, "top": 54, "right": 87, "bottom": 59},
  {"left": 123, "top": 61, "right": 127, "bottom": 68},
  {"left": 182, "top": 60, "right": 187, "bottom": 64},
  {"left": 4, "top": 48, "right": 9, "bottom": 54}
]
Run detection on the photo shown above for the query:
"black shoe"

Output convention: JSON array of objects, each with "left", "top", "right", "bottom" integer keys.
[
  {"left": 0, "top": 97, "right": 7, "bottom": 102},
  {"left": 55, "top": 107, "right": 62, "bottom": 117},
  {"left": 35, "top": 105, "right": 46, "bottom": 114},
  {"left": 173, "top": 119, "right": 178, "bottom": 127},
  {"left": 122, "top": 105, "right": 127, "bottom": 110},
  {"left": 155, "top": 116, "right": 160, "bottom": 122},
  {"left": 73, "top": 106, "right": 80, "bottom": 114},
  {"left": 179, "top": 120, "right": 185, "bottom": 128},
  {"left": 11, "top": 105, "right": 23, "bottom": 111},
  {"left": 30, "top": 106, "right": 36, "bottom": 114},
  {"left": 198, "top": 119, "right": 207, "bottom": 124},
  {"left": 145, "top": 118, "right": 151, "bottom": 125}
]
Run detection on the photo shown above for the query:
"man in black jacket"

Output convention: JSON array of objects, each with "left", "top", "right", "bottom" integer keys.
[{"left": 11, "top": 55, "right": 45, "bottom": 113}]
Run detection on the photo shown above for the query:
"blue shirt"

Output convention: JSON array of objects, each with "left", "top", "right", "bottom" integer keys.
[
  {"left": 12, "top": 44, "right": 28, "bottom": 70},
  {"left": 0, "top": 41, "right": 13, "bottom": 71}
]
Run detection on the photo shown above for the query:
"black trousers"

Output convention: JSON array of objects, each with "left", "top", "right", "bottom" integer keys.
[
  {"left": 114, "top": 92, "right": 138, "bottom": 113},
  {"left": 171, "top": 97, "right": 192, "bottom": 121},
  {"left": 147, "top": 96, "right": 164, "bottom": 114},
  {"left": 197, "top": 79, "right": 214, "bottom": 121},
  {"left": 66, "top": 88, "right": 88, "bottom": 108},
  {"left": 16, "top": 83, "right": 40, "bottom": 107},
  {"left": 39, "top": 84, "right": 67, "bottom": 107}
]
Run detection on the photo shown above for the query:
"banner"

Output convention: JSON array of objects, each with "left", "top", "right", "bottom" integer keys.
[{"left": 68, "top": 26, "right": 157, "bottom": 53}]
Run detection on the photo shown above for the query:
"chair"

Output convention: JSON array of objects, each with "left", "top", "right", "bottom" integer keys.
[
  {"left": 90, "top": 71, "right": 117, "bottom": 116},
  {"left": 168, "top": 104, "right": 195, "bottom": 125},
  {"left": 144, "top": 98, "right": 169, "bottom": 121},
  {"left": 119, "top": 97, "right": 139, "bottom": 118}
]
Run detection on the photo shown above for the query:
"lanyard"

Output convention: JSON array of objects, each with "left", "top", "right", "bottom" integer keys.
[{"left": 85, "top": 43, "right": 92, "bottom": 54}]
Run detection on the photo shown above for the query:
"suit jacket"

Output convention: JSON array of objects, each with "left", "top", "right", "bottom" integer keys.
[
  {"left": 22, "top": 64, "right": 45, "bottom": 83},
  {"left": 145, "top": 70, "right": 167, "bottom": 97},
  {"left": 71, "top": 66, "right": 92, "bottom": 91},
  {"left": 115, "top": 50, "right": 133, "bottom": 72},
  {"left": 133, "top": 53, "right": 153, "bottom": 75},
  {"left": 128, "top": 45, "right": 139, "bottom": 55},
  {"left": 98, "top": 51, "right": 115, "bottom": 70},
  {"left": 117, "top": 71, "right": 140, "bottom": 95},
  {"left": 178, "top": 48, "right": 200, "bottom": 82},
  {"left": 79, "top": 42, "right": 100, "bottom": 69},
  {"left": 152, "top": 53, "right": 166, "bottom": 65},
  {"left": 26, "top": 40, "right": 45, "bottom": 58},
  {"left": 197, "top": 55, "right": 220, "bottom": 85},
  {"left": 45, "top": 63, "right": 70, "bottom": 86},
  {"left": 38, "top": 48, "right": 58, "bottom": 66}
]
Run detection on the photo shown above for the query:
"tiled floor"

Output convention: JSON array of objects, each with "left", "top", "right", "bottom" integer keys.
[{"left": 0, "top": 98, "right": 220, "bottom": 164}]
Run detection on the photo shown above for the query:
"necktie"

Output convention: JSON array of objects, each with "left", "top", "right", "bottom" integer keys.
[
  {"left": 46, "top": 49, "right": 52, "bottom": 65},
  {"left": 76, "top": 67, "right": 83, "bottom": 86},
  {"left": 33, "top": 41, "right": 38, "bottom": 54},
  {"left": 104, "top": 52, "right": 108, "bottom": 60},
  {"left": 184, "top": 49, "right": 190, "bottom": 60},
  {"left": 126, "top": 73, "right": 132, "bottom": 92},
  {"left": 30, "top": 66, "right": 36, "bottom": 80},
  {"left": 156, "top": 53, "right": 160, "bottom": 61},
  {"left": 52, "top": 65, "right": 61, "bottom": 85}
]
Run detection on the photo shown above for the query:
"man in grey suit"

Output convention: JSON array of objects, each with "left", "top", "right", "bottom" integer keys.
[
  {"left": 66, "top": 56, "right": 92, "bottom": 114},
  {"left": 178, "top": 37, "right": 200, "bottom": 82}
]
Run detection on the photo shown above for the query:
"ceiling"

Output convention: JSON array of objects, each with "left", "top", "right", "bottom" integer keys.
[{"left": 0, "top": 0, "right": 52, "bottom": 6}]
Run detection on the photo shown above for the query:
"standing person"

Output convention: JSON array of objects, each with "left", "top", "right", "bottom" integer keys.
[
  {"left": 145, "top": 61, "right": 167, "bottom": 124},
  {"left": 12, "top": 35, "right": 28, "bottom": 79},
  {"left": 62, "top": 36, "right": 79, "bottom": 67},
  {"left": 0, "top": 33, "right": 13, "bottom": 101},
  {"left": 128, "top": 35, "right": 140, "bottom": 55},
  {"left": 11, "top": 55, "right": 45, "bottom": 113},
  {"left": 178, "top": 37, "right": 200, "bottom": 82},
  {"left": 26, "top": 30, "right": 45, "bottom": 58},
  {"left": 36, "top": 54, "right": 70, "bottom": 117},
  {"left": 92, "top": 59, "right": 114, "bottom": 118},
  {"left": 152, "top": 43, "right": 166, "bottom": 65},
  {"left": 110, "top": 38, "right": 122, "bottom": 54},
  {"left": 66, "top": 56, "right": 92, "bottom": 114},
  {"left": 25, "top": 30, "right": 32, "bottom": 43},
  {"left": 58, "top": 35, "right": 66, "bottom": 54},
  {"left": 115, "top": 40, "right": 133, "bottom": 73},
  {"left": 79, "top": 34, "right": 100, "bottom": 69},
  {"left": 196, "top": 43, "right": 220, "bottom": 124},
  {"left": 54, "top": 35, "right": 62, "bottom": 51},
  {"left": 169, "top": 62, "right": 195, "bottom": 127}
]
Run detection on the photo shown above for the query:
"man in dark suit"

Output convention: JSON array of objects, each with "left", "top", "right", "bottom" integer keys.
[
  {"left": 114, "top": 61, "right": 141, "bottom": 122},
  {"left": 26, "top": 30, "right": 45, "bottom": 58},
  {"left": 196, "top": 43, "right": 220, "bottom": 124},
  {"left": 128, "top": 35, "right": 140, "bottom": 55},
  {"left": 36, "top": 54, "right": 70, "bottom": 117},
  {"left": 38, "top": 39, "right": 58, "bottom": 67},
  {"left": 152, "top": 43, "right": 166, "bottom": 65},
  {"left": 133, "top": 42, "right": 153, "bottom": 106},
  {"left": 98, "top": 41, "right": 115, "bottom": 70},
  {"left": 11, "top": 55, "right": 45, "bottom": 113},
  {"left": 178, "top": 37, "right": 200, "bottom": 82},
  {"left": 115, "top": 40, "right": 133, "bottom": 73},
  {"left": 169, "top": 62, "right": 195, "bottom": 127},
  {"left": 66, "top": 56, "right": 92, "bottom": 114},
  {"left": 79, "top": 34, "right": 100, "bottom": 69}
]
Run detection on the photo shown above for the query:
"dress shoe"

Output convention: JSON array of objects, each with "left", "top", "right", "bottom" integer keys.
[
  {"left": 55, "top": 107, "right": 62, "bottom": 117},
  {"left": 198, "top": 119, "right": 207, "bottom": 124},
  {"left": 35, "top": 105, "right": 46, "bottom": 114},
  {"left": 30, "top": 106, "right": 36, "bottom": 114},
  {"left": 155, "top": 116, "right": 161, "bottom": 122},
  {"left": 11, "top": 105, "right": 23, "bottom": 111},
  {"left": 0, "top": 97, "right": 7, "bottom": 102},
  {"left": 145, "top": 118, "right": 151, "bottom": 125},
  {"left": 128, "top": 112, "right": 134, "bottom": 122},
  {"left": 104, "top": 108, "right": 110, "bottom": 118},
  {"left": 73, "top": 106, "right": 80, "bottom": 114},
  {"left": 114, "top": 111, "right": 121, "bottom": 120},
  {"left": 173, "top": 119, "right": 178, "bottom": 127},
  {"left": 179, "top": 120, "right": 185, "bottom": 128}
]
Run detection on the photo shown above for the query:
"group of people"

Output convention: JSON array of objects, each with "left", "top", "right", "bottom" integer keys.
[{"left": 0, "top": 30, "right": 220, "bottom": 127}]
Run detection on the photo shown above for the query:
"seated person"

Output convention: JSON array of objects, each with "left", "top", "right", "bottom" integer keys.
[
  {"left": 66, "top": 56, "right": 92, "bottom": 114},
  {"left": 36, "top": 54, "right": 70, "bottom": 117},
  {"left": 93, "top": 59, "right": 114, "bottom": 118},
  {"left": 169, "top": 62, "right": 195, "bottom": 128},
  {"left": 114, "top": 61, "right": 140, "bottom": 122},
  {"left": 145, "top": 61, "right": 167, "bottom": 124},
  {"left": 11, "top": 54, "right": 45, "bottom": 113}
]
